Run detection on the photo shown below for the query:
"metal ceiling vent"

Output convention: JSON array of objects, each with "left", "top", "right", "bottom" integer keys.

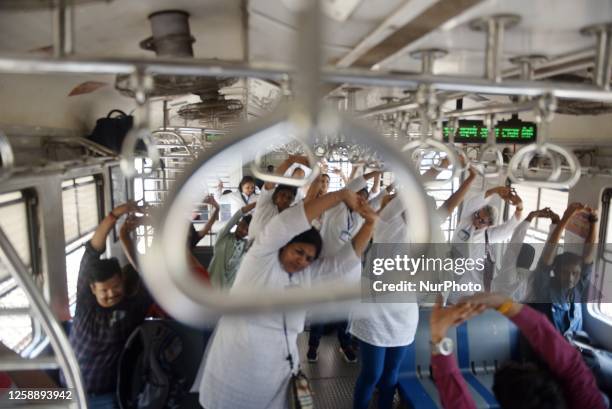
[
  {"left": 140, "top": 10, "right": 195, "bottom": 57},
  {"left": 116, "top": 9, "right": 242, "bottom": 122}
]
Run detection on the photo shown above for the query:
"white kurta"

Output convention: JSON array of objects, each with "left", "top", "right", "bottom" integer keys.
[
  {"left": 491, "top": 220, "right": 531, "bottom": 301},
  {"left": 349, "top": 196, "right": 420, "bottom": 347},
  {"left": 318, "top": 176, "right": 368, "bottom": 275},
  {"left": 247, "top": 185, "right": 278, "bottom": 241},
  {"left": 196, "top": 203, "right": 360, "bottom": 409},
  {"left": 218, "top": 190, "right": 257, "bottom": 219},
  {"left": 349, "top": 194, "right": 451, "bottom": 347},
  {"left": 451, "top": 192, "right": 520, "bottom": 290},
  {"left": 492, "top": 221, "right": 555, "bottom": 302}
]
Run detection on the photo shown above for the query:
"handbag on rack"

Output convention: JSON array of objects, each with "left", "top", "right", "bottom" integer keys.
[
  {"left": 88, "top": 109, "right": 144, "bottom": 153},
  {"left": 283, "top": 315, "right": 315, "bottom": 409}
]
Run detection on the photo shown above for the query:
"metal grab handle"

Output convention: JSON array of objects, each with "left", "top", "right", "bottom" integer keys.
[
  {"left": 402, "top": 138, "right": 461, "bottom": 187},
  {"left": 120, "top": 127, "right": 161, "bottom": 177},
  {"left": 518, "top": 146, "right": 562, "bottom": 181},
  {"left": 138, "top": 107, "right": 433, "bottom": 326},
  {"left": 0, "top": 129, "right": 15, "bottom": 180},
  {"left": 250, "top": 135, "right": 321, "bottom": 187},
  {"left": 152, "top": 130, "right": 196, "bottom": 159},
  {"left": 508, "top": 142, "right": 581, "bottom": 188},
  {"left": 474, "top": 115, "right": 504, "bottom": 178},
  {"left": 446, "top": 119, "right": 471, "bottom": 173},
  {"left": 451, "top": 146, "right": 470, "bottom": 172},
  {"left": 475, "top": 144, "right": 505, "bottom": 178}
]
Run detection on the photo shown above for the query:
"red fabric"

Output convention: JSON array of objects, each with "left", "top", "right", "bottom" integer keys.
[
  {"left": 0, "top": 372, "right": 12, "bottom": 389},
  {"left": 432, "top": 306, "right": 606, "bottom": 409},
  {"left": 193, "top": 264, "right": 211, "bottom": 284},
  {"left": 146, "top": 303, "right": 169, "bottom": 319}
]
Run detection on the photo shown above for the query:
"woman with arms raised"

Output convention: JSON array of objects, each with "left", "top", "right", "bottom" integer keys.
[{"left": 195, "top": 187, "right": 378, "bottom": 409}]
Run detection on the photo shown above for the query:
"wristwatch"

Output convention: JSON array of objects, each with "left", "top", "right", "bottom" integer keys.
[{"left": 430, "top": 337, "right": 454, "bottom": 356}]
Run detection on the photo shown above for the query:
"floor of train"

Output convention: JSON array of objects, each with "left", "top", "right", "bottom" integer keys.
[{"left": 296, "top": 332, "right": 405, "bottom": 409}]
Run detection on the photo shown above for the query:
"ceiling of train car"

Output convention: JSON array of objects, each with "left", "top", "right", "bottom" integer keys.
[
  {"left": 383, "top": 0, "right": 612, "bottom": 76},
  {"left": 0, "top": 0, "right": 244, "bottom": 60},
  {"left": 248, "top": 0, "right": 612, "bottom": 76},
  {"left": 0, "top": 0, "right": 611, "bottom": 137},
  {"left": 1, "top": 0, "right": 609, "bottom": 74},
  {"left": 248, "top": 0, "right": 408, "bottom": 64}
]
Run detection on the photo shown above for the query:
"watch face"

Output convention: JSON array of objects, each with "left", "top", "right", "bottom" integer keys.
[{"left": 438, "top": 337, "right": 454, "bottom": 356}]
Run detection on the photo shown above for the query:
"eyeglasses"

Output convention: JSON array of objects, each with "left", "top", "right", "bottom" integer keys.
[{"left": 473, "top": 210, "right": 492, "bottom": 225}]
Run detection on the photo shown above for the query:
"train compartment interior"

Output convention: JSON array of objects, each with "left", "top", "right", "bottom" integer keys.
[{"left": 0, "top": 1, "right": 612, "bottom": 408}]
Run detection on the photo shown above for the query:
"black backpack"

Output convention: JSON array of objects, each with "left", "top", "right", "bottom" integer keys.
[{"left": 117, "top": 321, "right": 188, "bottom": 409}]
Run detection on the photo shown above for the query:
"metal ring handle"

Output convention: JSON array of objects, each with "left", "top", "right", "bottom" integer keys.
[
  {"left": 138, "top": 107, "right": 434, "bottom": 326},
  {"left": 452, "top": 146, "right": 471, "bottom": 173},
  {"left": 402, "top": 138, "right": 461, "bottom": 187},
  {"left": 475, "top": 144, "right": 505, "bottom": 178},
  {"left": 120, "top": 127, "right": 161, "bottom": 177},
  {"left": 518, "top": 147, "right": 562, "bottom": 182},
  {"left": 0, "top": 129, "right": 15, "bottom": 181},
  {"left": 151, "top": 130, "right": 196, "bottom": 159},
  {"left": 508, "top": 142, "right": 581, "bottom": 188},
  {"left": 250, "top": 131, "right": 321, "bottom": 187}
]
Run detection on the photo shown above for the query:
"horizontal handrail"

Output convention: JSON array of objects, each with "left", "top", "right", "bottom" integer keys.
[{"left": 0, "top": 55, "right": 612, "bottom": 101}]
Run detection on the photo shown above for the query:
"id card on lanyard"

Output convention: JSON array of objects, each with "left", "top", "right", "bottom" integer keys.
[
  {"left": 340, "top": 210, "right": 354, "bottom": 242},
  {"left": 458, "top": 228, "right": 471, "bottom": 242}
]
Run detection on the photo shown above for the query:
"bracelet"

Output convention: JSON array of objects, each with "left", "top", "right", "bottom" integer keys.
[
  {"left": 497, "top": 300, "right": 514, "bottom": 316},
  {"left": 108, "top": 211, "right": 119, "bottom": 221}
]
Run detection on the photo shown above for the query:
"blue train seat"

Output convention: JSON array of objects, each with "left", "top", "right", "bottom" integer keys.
[{"left": 397, "top": 307, "right": 520, "bottom": 409}]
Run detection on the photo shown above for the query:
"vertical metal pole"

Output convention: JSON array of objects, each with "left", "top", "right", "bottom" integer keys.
[
  {"left": 0, "top": 227, "right": 87, "bottom": 408},
  {"left": 594, "top": 28, "right": 608, "bottom": 88},
  {"left": 410, "top": 49, "right": 448, "bottom": 76},
  {"left": 484, "top": 19, "right": 498, "bottom": 82},
  {"left": 53, "top": 0, "right": 74, "bottom": 57},
  {"left": 471, "top": 15, "right": 520, "bottom": 83},
  {"left": 422, "top": 52, "right": 434, "bottom": 75},
  {"left": 510, "top": 55, "right": 547, "bottom": 101},
  {"left": 344, "top": 87, "right": 360, "bottom": 112},
  {"left": 581, "top": 23, "right": 612, "bottom": 90},
  {"left": 163, "top": 100, "right": 169, "bottom": 130},
  {"left": 290, "top": 0, "right": 321, "bottom": 138}
]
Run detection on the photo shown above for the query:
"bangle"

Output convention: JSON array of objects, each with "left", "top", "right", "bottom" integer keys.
[
  {"left": 497, "top": 300, "right": 514, "bottom": 316},
  {"left": 109, "top": 211, "right": 118, "bottom": 221}
]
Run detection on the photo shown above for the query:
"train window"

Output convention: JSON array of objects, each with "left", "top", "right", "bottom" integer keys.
[
  {"left": 62, "top": 176, "right": 101, "bottom": 309},
  {"left": 326, "top": 160, "right": 353, "bottom": 191},
  {"left": 109, "top": 165, "right": 128, "bottom": 242},
  {"left": 512, "top": 185, "right": 569, "bottom": 243},
  {"left": 0, "top": 191, "right": 34, "bottom": 352},
  {"left": 62, "top": 176, "right": 101, "bottom": 244},
  {"left": 595, "top": 189, "right": 612, "bottom": 320}
]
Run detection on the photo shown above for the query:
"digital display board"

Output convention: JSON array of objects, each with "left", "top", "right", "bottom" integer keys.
[{"left": 442, "top": 119, "right": 537, "bottom": 144}]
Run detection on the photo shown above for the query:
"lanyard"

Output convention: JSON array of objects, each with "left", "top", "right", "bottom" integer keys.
[
  {"left": 346, "top": 209, "right": 354, "bottom": 232},
  {"left": 240, "top": 192, "right": 249, "bottom": 205}
]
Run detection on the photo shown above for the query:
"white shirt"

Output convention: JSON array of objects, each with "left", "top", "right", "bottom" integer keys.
[
  {"left": 247, "top": 186, "right": 277, "bottom": 241},
  {"left": 218, "top": 190, "right": 257, "bottom": 221},
  {"left": 491, "top": 220, "right": 531, "bottom": 301},
  {"left": 451, "top": 192, "right": 520, "bottom": 291},
  {"left": 349, "top": 196, "right": 419, "bottom": 347},
  {"left": 196, "top": 203, "right": 360, "bottom": 409},
  {"left": 318, "top": 176, "right": 368, "bottom": 256}
]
